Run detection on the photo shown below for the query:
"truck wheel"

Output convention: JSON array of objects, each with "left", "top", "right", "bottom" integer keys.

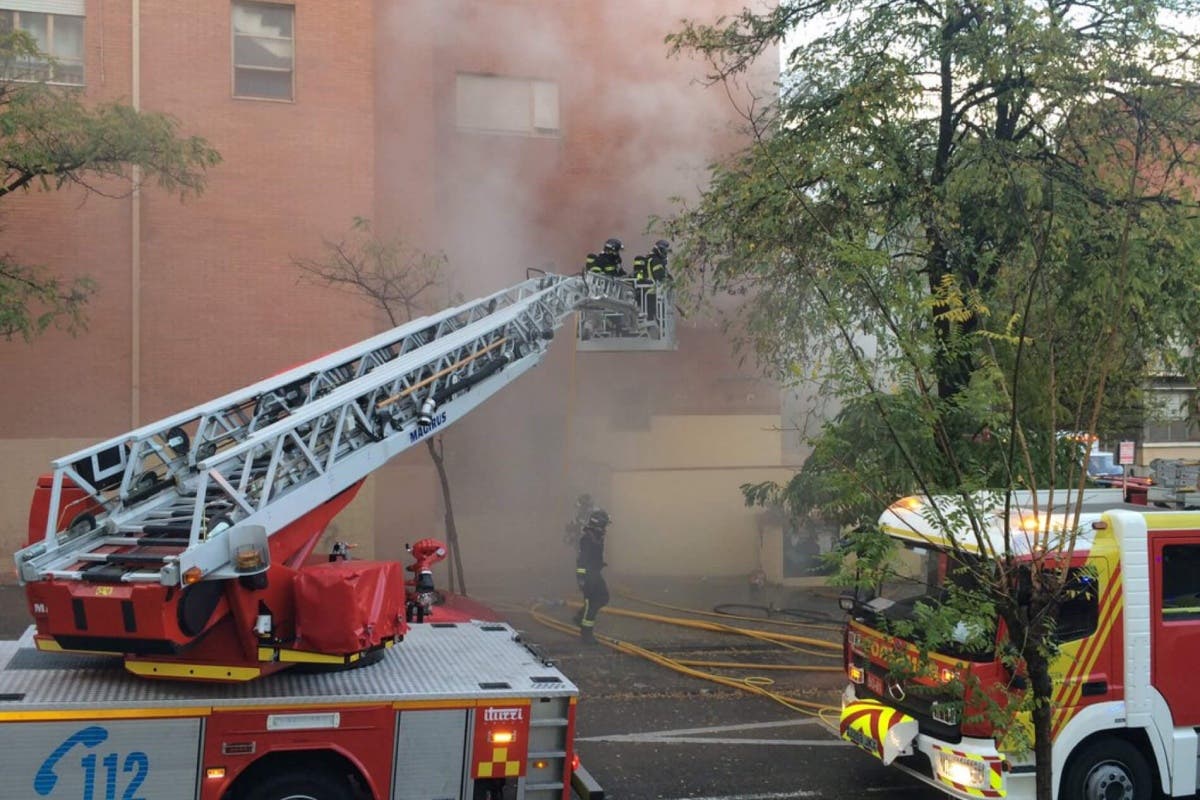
[
  {"left": 1060, "top": 738, "right": 1152, "bottom": 800},
  {"left": 241, "top": 767, "right": 354, "bottom": 800}
]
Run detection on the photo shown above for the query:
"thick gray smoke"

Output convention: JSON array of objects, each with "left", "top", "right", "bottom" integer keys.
[{"left": 371, "top": 0, "right": 777, "bottom": 593}]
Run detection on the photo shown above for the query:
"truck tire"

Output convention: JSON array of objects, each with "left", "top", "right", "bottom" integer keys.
[
  {"left": 1060, "top": 737, "right": 1152, "bottom": 800},
  {"left": 241, "top": 767, "right": 355, "bottom": 800}
]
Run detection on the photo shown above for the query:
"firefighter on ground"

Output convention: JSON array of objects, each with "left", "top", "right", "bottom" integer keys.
[
  {"left": 632, "top": 239, "right": 671, "bottom": 321},
  {"left": 586, "top": 238, "right": 626, "bottom": 278},
  {"left": 575, "top": 508, "right": 611, "bottom": 643}
]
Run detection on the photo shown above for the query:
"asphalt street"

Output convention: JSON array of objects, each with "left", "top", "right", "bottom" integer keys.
[
  {"left": 0, "top": 577, "right": 945, "bottom": 799},
  {"left": 494, "top": 576, "right": 947, "bottom": 800}
]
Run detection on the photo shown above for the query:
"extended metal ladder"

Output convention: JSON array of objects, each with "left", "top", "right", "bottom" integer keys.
[{"left": 15, "top": 272, "right": 636, "bottom": 587}]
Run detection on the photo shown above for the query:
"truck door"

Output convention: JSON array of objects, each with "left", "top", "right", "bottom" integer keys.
[
  {"left": 1048, "top": 563, "right": 1114, "bottom": 734},
  {"left": 1151, "top": 534, "right": 1200, "bottom": 725}
]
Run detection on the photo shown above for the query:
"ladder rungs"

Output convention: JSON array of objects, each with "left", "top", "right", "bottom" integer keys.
[
  {"left": 141, "top": 524, "right": 191, "bottom": 535},
  {"left": 76, "top": 553, "right": 177, "bottom": 565},
  {"left": 44, "top": 570, "right": 86, "bottom": 580},
  {"left": 102, "top": 536, "right": 190, "bottom": 547}
]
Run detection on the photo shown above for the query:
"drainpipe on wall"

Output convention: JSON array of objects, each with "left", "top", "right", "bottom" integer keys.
[{"left": 130, "top": 0, "right": 141, "bottom": 427}]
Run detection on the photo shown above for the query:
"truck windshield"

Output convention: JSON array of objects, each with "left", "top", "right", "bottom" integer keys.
[
  {"left": 861, "top": 545, "right": 1100, "bottom": 656},
  {"left": 861, "top": 546, "right": 994, "bottom": 660},
  {"left": 1088, "top": 452, "right": 1119, "bottom": 476}
]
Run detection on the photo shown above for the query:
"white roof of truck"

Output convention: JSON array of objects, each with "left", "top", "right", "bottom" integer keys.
[
  {"left": 0, "top": 622, "right": 575, "bottom": 713},
  {"left": 878, "top": 488, "right": 1136, "bottom": 556}
]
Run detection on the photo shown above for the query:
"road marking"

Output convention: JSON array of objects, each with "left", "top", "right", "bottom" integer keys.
[
  {"left": 578, "top": 717, "right": 849, "bottom": 747},
  {"left": 659, "top": 792, "right": 820, "bottom": 800},
  {"left": 582, "top": 734, "right": 850, "bottom": 746}
]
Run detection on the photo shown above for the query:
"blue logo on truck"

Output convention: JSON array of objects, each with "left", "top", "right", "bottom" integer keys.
[
  {"left": 409, "top": 410, "right": 449, "bottom": 443},
  {"left": 35, "top": 725, "right": 149, "bottom": 800}
]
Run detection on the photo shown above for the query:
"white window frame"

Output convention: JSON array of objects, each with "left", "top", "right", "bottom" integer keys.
[
  {"left": 455, "top": 73, "right": 561, "bottom": 137},
  {"left": 231, "top": 0, "right": 295, "bottom": 103},
  {"left": 0, "top": 6, "right": 85, "bottom": 86}
]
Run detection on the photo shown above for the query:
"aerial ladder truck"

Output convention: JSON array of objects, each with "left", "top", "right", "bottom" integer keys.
[{"left": 12, "top": 270, "right": 639, "bottom": 683}]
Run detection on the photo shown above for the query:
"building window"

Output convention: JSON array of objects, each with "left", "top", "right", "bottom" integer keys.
[
  {"left": 232, "top": 1, "right": 293, "bottom": 101},
  {"left": 456, "top": 73, "right": 560, "bottom": 136},
  {"left": 1144, "top": 386, "right": 1200, "bottom": 443},
  {"left": 0, "top": 9, "right": 84, "bottom": 86}
]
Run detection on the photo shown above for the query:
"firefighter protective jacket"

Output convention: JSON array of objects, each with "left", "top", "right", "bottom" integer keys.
[
  {"left": 576, "top": 529, "right": 606, "bottom": 573},
  {"left": 586, "top": 252, "right": 625, "bottom": 277}
]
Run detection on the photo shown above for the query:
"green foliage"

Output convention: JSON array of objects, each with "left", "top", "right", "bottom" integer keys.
[
  {"left": 670, "top": 1, "right": 1200, "bottom": 788},
  {"left": 668, "top": 0, "right": 1200, "bottom": 513},
  {"left": 0, "top": 30, "right": 221, "bottom": 341},
  {"left": 744, "top": 389, "right": 1091, "bottom": 533},
  {"left": 0, "top": 257, "right": 93, "bottom": 341},
  {"left": 823, "top": 525, "right": 904, "bottom": 595}
]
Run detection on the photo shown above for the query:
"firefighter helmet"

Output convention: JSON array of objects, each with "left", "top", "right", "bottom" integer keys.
[
  {"left": 587, "top": 509, "right": 610, "bottom": 528},
  {"left": 653, "top": 239, "right": 671, "bottom": 257},
  {"left": 603, "top": 238, "right": 623, "bottom": 254}
]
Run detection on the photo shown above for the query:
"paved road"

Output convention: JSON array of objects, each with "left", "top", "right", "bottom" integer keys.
[
  {"left": 571, "top": 690, "right": 943, "bottom": 799},
  {"left": 497, "top": 580, "right": 948, "bottom": 800}
]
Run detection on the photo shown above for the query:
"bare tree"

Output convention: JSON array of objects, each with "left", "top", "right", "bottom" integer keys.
[{"left": 294, "top": 217, "right": 468, "bottom": 593}]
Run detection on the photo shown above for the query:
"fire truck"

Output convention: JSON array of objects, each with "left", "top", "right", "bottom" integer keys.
[
  {"left": 838, "top": 488, "right": 1200, "bottom": 800},
  {"left": 0, "top": 621, "right": 593, "bottom": 800},
  {"left": 1145, "top": 458, "right": 1200, "bottom": 509},
  {"left": 2, "top": 270, "right": 638, "bottom": 799}
]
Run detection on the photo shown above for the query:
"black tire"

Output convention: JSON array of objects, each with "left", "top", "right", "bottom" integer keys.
[
  {"left": 473, "top": 778, "right": 510, "bottom": 800},
  {"left": 1060, "top": 737, "right": 1153, "bottom": 800},
  {"left": 241, "top": 766, "right": 354, "bottom": 800}
]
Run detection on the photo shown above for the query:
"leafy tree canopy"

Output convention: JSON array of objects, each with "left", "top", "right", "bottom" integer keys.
[
  {"left": 668, "top": 2, "right": 1200, "bottom": 791},
  {"left": 0, "top": 30, "right": 221, "bottom": 341},
  {"left": 667, "top": 0, "right": 1200, "bottom": 515}
]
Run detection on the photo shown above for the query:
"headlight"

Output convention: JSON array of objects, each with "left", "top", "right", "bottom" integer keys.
[{"left": 936, "top": 751, "right": 985, "bottom": 788}]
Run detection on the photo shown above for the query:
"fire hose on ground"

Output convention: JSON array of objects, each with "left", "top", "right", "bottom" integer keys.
[{"left": 521, "top": 594, "right": 845, "bottom": 720}]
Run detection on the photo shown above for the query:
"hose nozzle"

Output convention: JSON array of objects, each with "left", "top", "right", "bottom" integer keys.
[{"left": 418, "top": 397, "right": 438, "bottom": 427}]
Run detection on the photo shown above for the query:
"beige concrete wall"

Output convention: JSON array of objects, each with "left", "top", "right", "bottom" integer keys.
[
  {"left": 1142, "top": 444, "right": 1200, "bottom": 465},
  {"left": 608, "top": 466, "right": 792, "bottom": 576},
  {"left": 578, "top": 414, "right": 786, "bottom": 471},
  {"left": 571, "top": 414, "right": 792, "bottom": 577},
  {"left": 311, "top": 476, "right": 378, "bottom": 563}
]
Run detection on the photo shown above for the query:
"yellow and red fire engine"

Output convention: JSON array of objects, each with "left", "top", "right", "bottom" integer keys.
[
  {"left": 3, "top": 272, "right": 633, "bottom": 799},
  {"left": 840, "top": 488, "right": 1200, "bottom": 800}
]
